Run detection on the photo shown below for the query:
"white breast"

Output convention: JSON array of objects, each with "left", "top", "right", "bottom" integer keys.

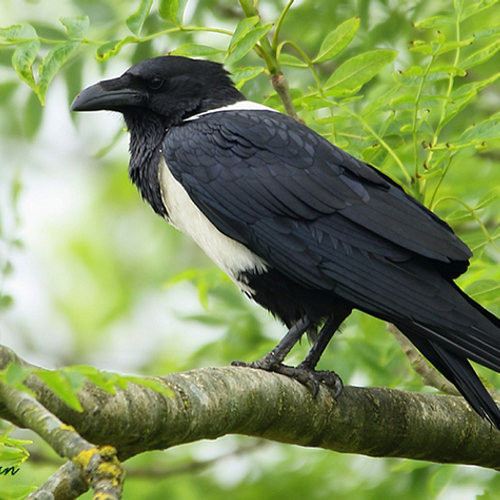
[{"left": 158, "top": 156, "right": 268, "bottom": 291}]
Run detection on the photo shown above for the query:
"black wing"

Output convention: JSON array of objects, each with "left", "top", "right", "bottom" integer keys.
[
  {"left": 164, "top": 109, "right": 470, "bottom": 274},
  {"left": 163, "top": 109, "right": 500, "bottom": 369}
]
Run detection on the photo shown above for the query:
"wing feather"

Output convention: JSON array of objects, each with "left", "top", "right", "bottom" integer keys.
[
  {"left": 165, "top": 109, "right": 470, "bottom": 265},
  {"left": 163, "top": 110, "right": 500, "bottom": 367},
  {"left": 164, "top": 111, "right": 500, "bottom": 342}
]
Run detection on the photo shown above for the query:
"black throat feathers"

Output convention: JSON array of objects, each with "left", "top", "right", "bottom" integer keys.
[{"left": 125, "top": 111, "right": 167, "bottom": 218}]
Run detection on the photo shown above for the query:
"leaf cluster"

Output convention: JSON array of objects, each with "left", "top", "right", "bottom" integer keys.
[{"left": 1, "top": 1, "right": 500, "bottom": 499}]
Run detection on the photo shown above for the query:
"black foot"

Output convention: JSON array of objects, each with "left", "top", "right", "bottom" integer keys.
[{"left": 231, "top": 357, "right": 343, "bottom": 399}]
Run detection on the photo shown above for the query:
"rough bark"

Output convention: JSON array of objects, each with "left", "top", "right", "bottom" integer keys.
[{"left": 1, "top": 345, "right": 500, "bottom": 471}]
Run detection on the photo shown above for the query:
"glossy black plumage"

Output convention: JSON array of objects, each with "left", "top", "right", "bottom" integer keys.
[
  {"left": 165, "top": 110, "right": 500, "bottom": 383},
  {"left": 71, "top": 55, "right": 500, "bottom": 429}
]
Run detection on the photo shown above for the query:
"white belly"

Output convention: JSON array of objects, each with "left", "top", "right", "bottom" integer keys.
[{"left": 158, "top": 157, "right": 268, "bottom": 291}]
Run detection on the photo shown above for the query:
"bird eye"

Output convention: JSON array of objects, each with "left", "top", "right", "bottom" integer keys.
[{"left": 149, "top": 77, "right": 164, "bottom": 90}]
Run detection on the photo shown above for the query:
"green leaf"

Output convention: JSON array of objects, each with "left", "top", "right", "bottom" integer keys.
[
  {"left": 0, "top": 81, "right": 19, "bottom": 105},
  {"left": 324, "top": 49, "right": 397, "bottom": 96},
  {"left": 400, "top": 120, "right": 433, "bottom": 134},
  {"left": 458, "top": 40, "right": 500, "bottom": 69},
  {"left": 1, "top": 434, "right": 32, "bottom": 451},
  {"left": 440, "top": 91, "right": 477, "bottom": 129},
  {"left": 418, "top": 168, "right": 443, "bottom": 180},
  {"left": 0, "top": 486, "right": 37, "bottom": 500},
  {"left": 339, "top": 95, "right": 365, "bottom": 106},
  {"left": 0, "top": 445, "right": 27, "bottom": 466},
  {"left": 231, "top": 66, "right": 265, "bottom": 88},
  {"left": 0, "top": 294, "right": 14, "bottom": 311},
  {"left": 455, "top": 0, "right": 465, "bottom": 15},
  {"left": 291, "top": 93, "right": 330, "bottom": 112},
  {"left": 0, "top": 23, "right": 37, "bottom": 41},
  {"left": 166, "top": 268, "right": 204, "bottom": 287},
  {"left": 96, "top": 37, "right": 135, "bottom": 61},
  {"left": 391, "top": 93, "right": 446, "bottom": 113},
  {"left": 126, "top": 0, "right": 153, "bottom": 36},
  {"left": 64, "top": 365, "right": 117, "bottom": 393},
  {"left": 2, "top": 260, "right": 14, "bottom": 276},
  {"left": 466, "top": 279, "right": 500, "bottom": 302},
  {"left": 459, "top": 118, "right": 500, "bottom": 144},
  {"left": 93, "top": 127, "right": 125, "bottom": 159},
  {"left": 409, "top": 40, "right": 434, "bottom": 55},
  {"left": 228, "top": 16, "right": 260, "bottom": 52},
  {"left": 11, "top": 175, "right": 22, "bottom": 206},
  {"left": 60, "top": 369, "right": 86, "bottom": 393},
  {"left": 37, "top": 41, "right": 80, "bottom": 105},
  {"left": 124, "top": 376, "right": 174, "bottom": 398},
  {"left": 313, "top": 17, "right": 360, "bottom": 63},
  {"left": 158, "top": 0, "right": 188, "bottom": 26},
  {"left": 428, "top": 466, "right": 454, "bottom": 497},
  {"left": 59, "top": 16, "right": 89, "bottom": 39},
  {"left": 475, "top": 188, "right": 500, "bottom": 210},
  {"left": 12, "top": 39, "right": 40, "bottom": 92},
  {"left": 225, "top": 23, "right": 273, "bottom": 66},
  {"left": 63, "top": 54, "right": 83, "bottom": 108},
  {"left": 435, "top": 37, "right": 474, "bottom": 55},
  {"left": 432, "top": 115, "right": 500, "bottom": 151},
  {"left": 409, "top": 37, "right": 474, "bottom": 56},
  {"left": 427, "top": 143, "right": 461, "bottom": 152},
  {"left": 390, "top": 93, "right": 415, "bottom": 109},
  {"left": 475, "top": 25, "right": 500, "bottom": 40},
  {"left": 414, "top": 15, "right": 454, "bottom": 29},
  {"left": 452, "top": 73, "right": 500, "bottom": 99},
  {"left": 170, "top": 43, "right": 224, "bottom": 57},
  {"left": 2, "top": 364, "right": 32, "bottom": 386},
  {"left": 166, "top": 268, "right": 230, "bottom": 310},
  {"left": 420, "top": 96, "right": 449, "bottom": 109},
  {"left": 35, "top": 370, "right": 83, "bottom": 412},
  {"left": 278, "top": 53, "right": 308, "bottom": 68},
  {"left": 461, "top": 0, "right": 500, "bottom": 21},
  {"left": 314, "top": 114, "right": 355, "bottom": 126},
  {"left": 477, "top": 492, "right": 498, "bottom": 500},
  {"left": 361, "top": 86, "right": 399, "bottom": 117},
  {"left": 111, "top": 374, "right": 128, "bottom": 390},
  {"left": 429, "top": 65, "right": 466, "bottom": 77}
]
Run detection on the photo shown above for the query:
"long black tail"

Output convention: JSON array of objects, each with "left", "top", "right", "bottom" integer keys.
[
  {"left": 395, "top": 283, "right": 500, "bottom": 429},
  {"left": 402, "top": 333, "right": 500, "bottom": 428}
]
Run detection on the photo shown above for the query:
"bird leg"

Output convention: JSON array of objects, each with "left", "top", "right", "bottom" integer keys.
[
  {"left": 232, "top": 316, "right": 311, "bottom": 370},
  {"left": 232, "top": 306, "right": 351, "bottom": 398},
  {"left": 293, "top": 311, "right": 350, "bottom": 398}
]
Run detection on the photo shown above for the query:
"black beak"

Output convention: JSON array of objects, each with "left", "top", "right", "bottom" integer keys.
[{"left": 71, "top": 76, "right": 146, "bottom": 112}]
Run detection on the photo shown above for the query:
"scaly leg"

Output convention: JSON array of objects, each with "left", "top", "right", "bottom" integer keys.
[
  {"left": 295, "top": 304, "right": 352, "bottom": 397},
  {"left": 232, "top": 316, "right": 311, "bottom": 370},
  {"left": 232, "top": 305, "right": 351, "bottom": 398}
]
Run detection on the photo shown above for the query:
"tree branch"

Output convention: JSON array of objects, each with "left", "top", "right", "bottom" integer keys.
[
  {"left": 0, "top": 347, "right": 125, "bottom": 500},
  {"left": 28, "top": 462, "right": 88, "bottom": 500},
  {"left": 1, "top": 345, "right": 500, "bottom": 472},
  {"left": 271, "top": 72, "right": 301, "bottom": 121},
  {"left": 387, "top": 323, "right": 461, "bottom": 396}
]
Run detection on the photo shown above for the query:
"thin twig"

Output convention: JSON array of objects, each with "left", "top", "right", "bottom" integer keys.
[
  {"left": 271, "top": 72, "right": 301, "bottom": 121},
  {"left": 387, "top": 323, "right": 460, "bottom": 396},
  {"left": 126, "top": 440, "right": 266, "bottom": 478},
  {"left": 0, "top": 376, "right": 125, "bottom": 500},
  {"left": 28, "top": 462, "right": 88, "bottom": 500}
]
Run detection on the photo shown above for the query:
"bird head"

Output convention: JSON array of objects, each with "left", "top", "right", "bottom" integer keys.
[{"left": 71, "top": 56, "right": 244, "bottom": 127}]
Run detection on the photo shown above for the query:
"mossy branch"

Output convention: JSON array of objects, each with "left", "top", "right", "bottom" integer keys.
[{"left": 1, "top": 344, "right": 500, "bottom": 475}]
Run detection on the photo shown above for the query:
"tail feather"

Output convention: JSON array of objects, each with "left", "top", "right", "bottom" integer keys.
[{"left": 398, "top": 326, "right": 500, "bottom": 429}]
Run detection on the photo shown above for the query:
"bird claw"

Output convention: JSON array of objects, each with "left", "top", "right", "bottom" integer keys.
[{"left": 231, "top": 358, "right": 344, "bottom": 399}]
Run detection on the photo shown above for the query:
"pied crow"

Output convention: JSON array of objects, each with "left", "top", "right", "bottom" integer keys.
[{"left": 72, "top": 55, "right": 500, "bottom": 429}]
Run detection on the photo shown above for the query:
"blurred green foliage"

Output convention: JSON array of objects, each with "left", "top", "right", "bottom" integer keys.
[{"left": 1, "top": 0, "right": 500, "bottom": 498}]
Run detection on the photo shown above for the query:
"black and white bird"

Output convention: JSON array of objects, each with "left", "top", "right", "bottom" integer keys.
[{"left": 72, "top": 55, "right": 500, "bottom": 428}]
